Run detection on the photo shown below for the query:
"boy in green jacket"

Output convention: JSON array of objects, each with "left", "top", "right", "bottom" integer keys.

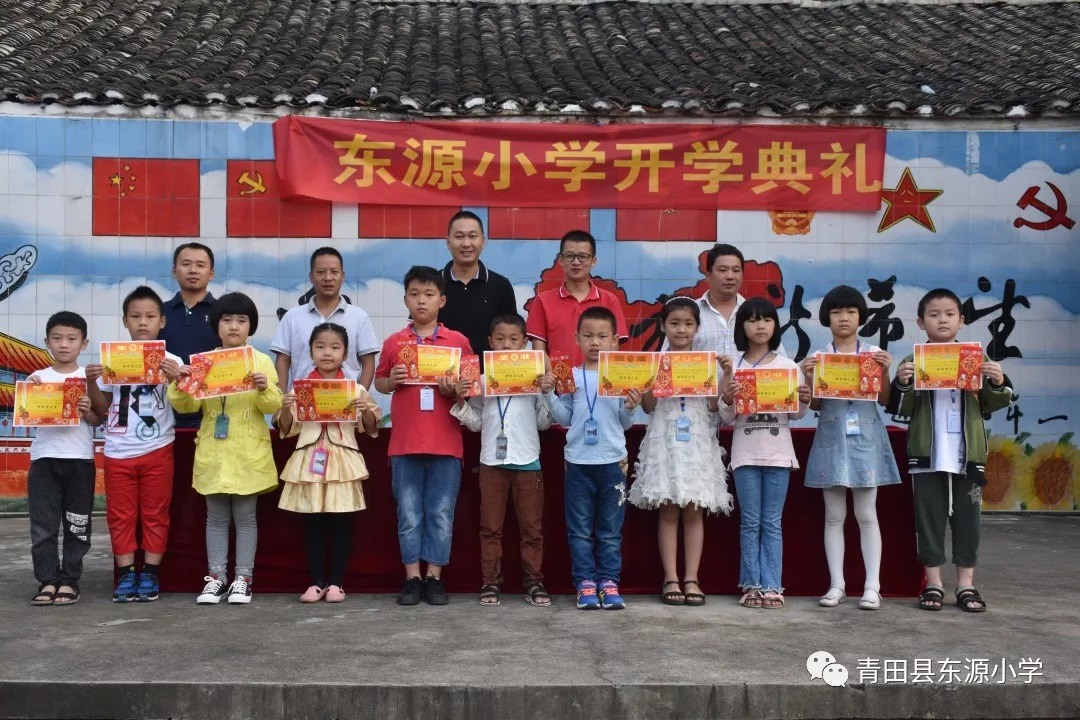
[{"left": 891, "top": 289, "right": 1012, "bottom": 614}]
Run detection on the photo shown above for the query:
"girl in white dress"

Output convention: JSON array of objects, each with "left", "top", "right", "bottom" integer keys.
[{"left": 630, "top": 297, "right": 733, "bottom": 606}]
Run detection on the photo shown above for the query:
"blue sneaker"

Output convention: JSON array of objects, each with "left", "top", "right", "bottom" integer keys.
[
  {"left": 599, "top": 580, "right": 625, "bottom": 610},
  {"left": 136, "top": 573, "right": 160, "bottom": 602},
  {"left": 112, "top": 572, "right": 138, "bottom": 603},
  {"left": 576, "top": 580, "right": 600, "bottom": 610}
]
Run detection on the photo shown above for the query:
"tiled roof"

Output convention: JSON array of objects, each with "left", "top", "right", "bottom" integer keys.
[
  {"left": 0, "top": 333, "right": 52, "bottom": 376},
  {"left": 0, "top": 0, "right": 1077, "bottom": 118}
]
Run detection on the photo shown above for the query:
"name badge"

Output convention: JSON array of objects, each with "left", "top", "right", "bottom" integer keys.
[
  {"left": 495, "top": 432, "right": 508, "bottom": 461},
  {"left": 309, "top": 447, "right": 329, "bottom": 476},
  {"left": 214, "top": 413, "right": 230, "bottom": 439},
  {"left": 419, "top": 387, "right": 435, "bottom": 412},
  {"left": 137, "top": 394, "right": 155, "bottom": 418},
  {"left": 946, "top": 409, "right": 962, "bottom": 434},
  {"left": 675, "top": 415, "right": 691, "bottom": 442},
  {"left": 583, "top": 417, "right": 600, "bottom": 445},
  {"left": 845, "top": 409, "right": 861, "bottom": 436}
]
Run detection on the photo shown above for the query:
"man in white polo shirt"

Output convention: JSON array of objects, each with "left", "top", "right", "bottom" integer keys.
[
  {"left": 271, "top": 247, "right": 379, "bottom": 388},
  {"left": 668, "top": 243, "right": 786, "bottom": 357}
]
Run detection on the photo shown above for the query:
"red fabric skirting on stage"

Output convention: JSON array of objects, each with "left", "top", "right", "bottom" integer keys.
[{"left": 155, "top": 428, "right": 921, "bottom": 596}]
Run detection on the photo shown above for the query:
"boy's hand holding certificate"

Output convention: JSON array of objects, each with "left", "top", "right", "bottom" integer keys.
[
  {"left": 734, "top": 368, "right": 800, "bottom": 414},
  {"left": 100, "top": 341, "right": 168, "bottom": 385},
  {"left": 550, "top": 351, "right": 576, "bottom": 394},
  {"left": 652, "top": 352, "right": 718, "bottom": 398},
  {"left": 292, "top": 379, "right": 358, "bottom": 422},
  {"left": 813, "top": 352, "right": 882, "bottom": 401},
  {"left": 399, "top": 343, "right": 461, "bottom": 384},
  {"left": 484, "top": 350, "right": 545, "bottom": 396},
  {"left": 15, "top": 378, "right": 86, "bottom": 427},
  {"left": 914, "top": 342, "right": 983, "bottom": 391},
  {"left": 597, "top": 352, "right": 660, "bottom": 397},
  {"left": 459, "top": 355, "right": 482, "bottom": 397},
  {"left": 177, "top": 346, "right": 257, "bottom": 399}
]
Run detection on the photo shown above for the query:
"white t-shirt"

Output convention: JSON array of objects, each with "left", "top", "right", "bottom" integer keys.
[
  {"left": 911, "top": 389, "right": 965, "bottom": 475},
  {"left": 97, "top": 351, "right": 182, "bottom": 460},
  {"left": 29, "top": 366, "right": 95, "bottom": 461},
  {"left": 719, "top": 354, "right": 807, "bottom": 469}
]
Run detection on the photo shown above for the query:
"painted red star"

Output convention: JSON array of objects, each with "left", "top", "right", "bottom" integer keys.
[{"left": 876, "top": 167, "right": 943, "bottom": 233}]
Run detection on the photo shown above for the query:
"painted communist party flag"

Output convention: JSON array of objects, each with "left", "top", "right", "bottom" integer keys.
[
  {"left": 226, "top": 160, "right": 331, "bottom": 238},
  {"left": 92, "top": 158, "right": 200, "bottom": 237}
]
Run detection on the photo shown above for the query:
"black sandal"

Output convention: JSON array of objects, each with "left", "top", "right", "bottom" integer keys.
[
  {"left": 661, "top": 580, "right": 685, "bottom": 605},
  {"left": 479, "top": 584, "right": 501, "bottom": 606},
  {"left": 955, "top": 586, "right": 987, "bottom": 613},
  {"left": 31, "top": 583, "right": 56, "bottom": 606},
  {"left": 683, "top": 579, "right": 706, "bottom": 607},
  {"left": 917, "top": 585, "right": 945, "bottom": 611},
  {"left": 54, "top": 583, "right": 80, "bottom": 606},
  {"left": 524, "top": 581, "right": 551, "bottom": 607}
]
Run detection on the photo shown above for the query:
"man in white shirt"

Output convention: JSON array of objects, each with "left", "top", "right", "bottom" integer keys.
[{"left": 271, "top": 247, "right": 379, "bottom": 389}]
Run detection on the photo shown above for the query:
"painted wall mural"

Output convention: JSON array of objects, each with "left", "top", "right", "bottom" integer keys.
[{"left": 0, "top": 115, "right": 1076, "bottom": 512}]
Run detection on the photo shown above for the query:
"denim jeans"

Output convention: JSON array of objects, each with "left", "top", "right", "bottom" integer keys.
[
  {"left": 733, "top": 466, "right": 790, "bottom": 593},
  {"left": 391, "top": 454, "right": 462, "bottom": 566},
  {"left": 564, "top": 461, "right": 627, "bottom": 585}
]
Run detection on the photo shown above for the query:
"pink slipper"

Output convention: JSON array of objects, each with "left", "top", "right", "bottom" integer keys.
[
  {"left": 325, "top": 585, "right": 346, "bottom": 603},
  {"left": 300, "top": 585, "right": 327, "bottom": 603}
]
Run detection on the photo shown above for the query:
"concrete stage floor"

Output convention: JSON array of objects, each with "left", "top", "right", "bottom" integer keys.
[{"left": 0, "top": 514, "right": 1077, "bottom": 720}]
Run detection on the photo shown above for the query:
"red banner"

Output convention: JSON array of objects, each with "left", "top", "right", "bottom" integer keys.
[{"left": 273, "top": 117, "right": 885, "bottom": 211}]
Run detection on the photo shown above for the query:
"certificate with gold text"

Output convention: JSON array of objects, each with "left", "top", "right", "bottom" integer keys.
[
  {"left": 812, "top": 352, "right": 881, "bottom": 401},
  {"left": 292, "top": 379, "right": 358, "bottom": 422},
  {"left": 100, "top": 341, "right": 168, "bottom": 385},
  {"left": 914, "top": 343, "right": 983, "bottom": 391},
  {"left": 187, "top": 346, "right": 256, "bottom": 399},
  {"left": 652, "top": 351, "right": 717, "bottom": 398},
  {"left": 597, "top": 352, "right": 660, "bottom": 397},
  {"left": 402, "top": 344, "right": 461, "bottom": 385},
  {"left": 734, "top": 368, "right": 799, "bottom": 414},
  {"left": 14, "top": 379, "right": 86, "bottom": 427},
  {"left": 483, "top": 350, "right": 545, "bottom": 396}
]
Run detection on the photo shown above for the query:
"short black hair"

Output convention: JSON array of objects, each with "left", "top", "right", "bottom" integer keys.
[
  {"left": 45, "top": 311, "right": 87, "bottom": 340},
  {"left": 122, "top": 285, "right": 164, "bottom": 316},
  {"left": 705, "top": 243, "right": 744, "bottom": 273},
  {"left": 917, "top": 288, "right": 963, "bottom": 319},
  {"left": 403, "top": 265, "right": 445, "bottom": 294},
  {"left": 733, "top": 297, "right": 782, "bottom": 352},
  {"left": 818, "top": 285, "right": 868, "bottom": 326},
  {"left": 660, "top": 296, "right": 701, "bottom": 325},
  {"left": 310, "top": 247, "right": 343, "bottom": 272},
  {"left": 489, "top": 313, "right": 526, "bottom": 336},
  {"left": 172, "top": 242, "right": 215, "bottom": 269},
  {"left": 309, "top": 322, "right": 349, "bottom": 352},
  {"left": 577, "top": 306, "right": 617, "bottom": 334},
  {"left": 560, "top": 229, "right": 596, "bottom": 255},
  {"left": 447, "top": 210, "right": 485, "bottom": 236},
  {"left": 210, "top": 292, "right": 259, "bottom": 338}
]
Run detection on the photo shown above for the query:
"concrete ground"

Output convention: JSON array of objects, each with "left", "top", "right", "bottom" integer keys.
[{"left": 0, "top": 515, "right": 1077, "bottom": 720}]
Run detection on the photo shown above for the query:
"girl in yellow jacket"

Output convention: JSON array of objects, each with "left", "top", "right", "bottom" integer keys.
[
  {"left": 275, "top": 322, "right": 381, "bottom": 604},
  {"left": 167, "top": 292, "right": 282, "bottom": 605}
]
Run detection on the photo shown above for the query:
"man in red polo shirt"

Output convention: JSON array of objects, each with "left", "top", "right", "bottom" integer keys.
[{"left": 526, "top": 230, "right": 628, "bottom": 364}]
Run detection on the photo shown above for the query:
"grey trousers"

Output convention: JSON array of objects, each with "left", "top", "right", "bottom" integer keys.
[
  {"left": 205, "top": 493, "right": 258, "bottom": 580},
  {"left": 28, "top": 458, "right": 96, "bottom": 586}
]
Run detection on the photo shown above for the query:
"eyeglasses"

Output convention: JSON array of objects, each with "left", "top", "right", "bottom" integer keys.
[{"left": 559, "top": 252, "right": 594, "bottom": 264}]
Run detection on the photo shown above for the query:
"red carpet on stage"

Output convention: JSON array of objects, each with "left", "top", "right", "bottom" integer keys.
[{"left": 157, "top": 428, "right": 921, "bottom": 597}]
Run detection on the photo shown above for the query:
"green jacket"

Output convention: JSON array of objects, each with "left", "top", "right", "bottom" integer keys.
[{"left": 888, "top": 353, "right": 1013, "bottom": 486}]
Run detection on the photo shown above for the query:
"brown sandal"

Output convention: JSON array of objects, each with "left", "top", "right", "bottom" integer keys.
[
  {"left": 661, "top": 580, "right": 685, "bottom": 605},
  {"left": 683, "top": 579, "right": 706, "bottom": 607},
  {"left": 31, "top": 583, "right": 56, "bottom": 606}
]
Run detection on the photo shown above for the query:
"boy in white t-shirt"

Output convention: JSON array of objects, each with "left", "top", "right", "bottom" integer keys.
[
  {"left": 86, "top": 286, "right": 184, "bottom": 603},
  {"left": 27, "top": 312, "right": 102, "bottom": 606}
]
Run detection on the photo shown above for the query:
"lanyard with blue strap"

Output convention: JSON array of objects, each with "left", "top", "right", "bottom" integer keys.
[
  {"left": 580, "top": 368, "right": 600, "bottom": 445},
  {"left": 495, "top": 397, "right": 512, "bottom": 459}
]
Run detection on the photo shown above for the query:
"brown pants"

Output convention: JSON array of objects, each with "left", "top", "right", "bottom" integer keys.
[{"left": 478, "top": 465, "right": 544, "bottom": 587}]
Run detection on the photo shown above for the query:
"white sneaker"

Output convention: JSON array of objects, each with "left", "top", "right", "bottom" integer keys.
[
  {"left": 819, "top": 587, "right": 847, "bottom": 607},
  {"left": 227, "top": 576, "right": 253, "bottom": 604},
  {"left": 197, "top": 575, "right": 228, "bottom": 604}
]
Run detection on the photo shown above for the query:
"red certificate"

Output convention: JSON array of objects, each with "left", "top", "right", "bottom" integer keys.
[
  {"left": 100, "top": 341, "right": 168, "bottom": 385},
  {"left": 914, "top": 343, "right": 983, "bottom": 391},
  {"left": 734, "top": 368, "right": 800, "bottom": 414},
  {"left": 812, "top": 352, "right": 882, "bottom": 401}
]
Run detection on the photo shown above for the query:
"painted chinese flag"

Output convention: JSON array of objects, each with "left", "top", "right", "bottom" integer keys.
[
  {"left": 92, "top": 158, "right": 200, "bottom": 237},
  {"left": 227, "top": 160, "right": 331, "bottom": 238}
]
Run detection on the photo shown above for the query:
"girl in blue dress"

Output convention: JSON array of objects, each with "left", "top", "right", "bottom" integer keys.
[{"left": 800, "top": 286, "right": 901, "bottom": 611}]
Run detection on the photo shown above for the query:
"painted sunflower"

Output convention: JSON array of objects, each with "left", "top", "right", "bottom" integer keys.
[
  {"left": 982, "top": 435, "right": 1025, "bottom": 511},
  {"left": 1016, "top": 436, "right": 1078, "bottom": 512}
]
